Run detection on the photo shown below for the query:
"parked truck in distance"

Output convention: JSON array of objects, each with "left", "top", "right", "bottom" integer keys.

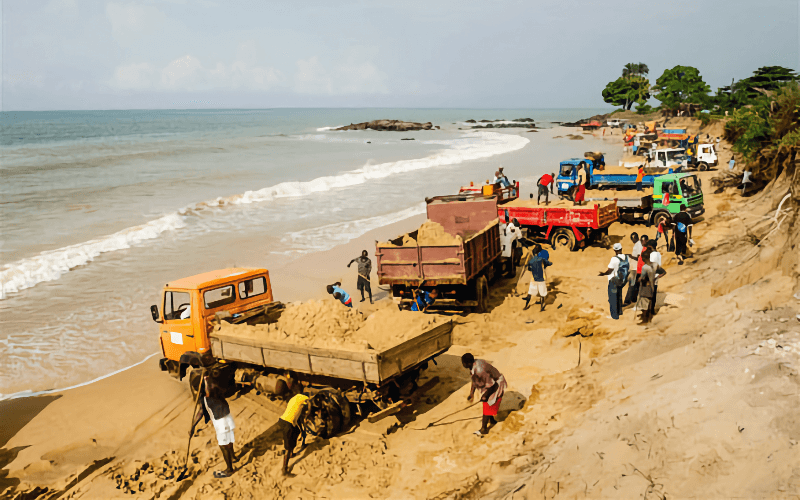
[
  {"left": 376, "top": 195, "right": 513, "bottom": 313},
  {"left": 586, "top": 172, "right": 705, "bottom": 226},
  {"left": 556, "top": 158, "right": 667, "bottom": 198},
  {"left": 151, "top": 268, "right": 453, "bottom": 436}
]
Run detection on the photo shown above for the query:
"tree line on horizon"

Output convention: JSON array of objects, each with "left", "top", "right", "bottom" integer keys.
[{"left": 601, "top": 63, "right": 798, "bottom": 116}]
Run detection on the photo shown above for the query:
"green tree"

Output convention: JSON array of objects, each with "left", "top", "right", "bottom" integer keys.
[
  {"left": 602, "top": 76, "right": 651, "bottom": 110},
  {"left": 622, "top": 62, "right": 649, "bottom": 79},
  {"left": 652, "top": 65, "right": 711, "bottom": 112},
  {"left": 737, "top": 66, "right": 797, "bottom": 99}
]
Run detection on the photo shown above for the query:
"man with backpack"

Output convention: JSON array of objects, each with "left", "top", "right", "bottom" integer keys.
[
  {"left": 598, "top": 242, "right": 630, "bottom": 320},
  {"left": 523, "top": 244, "right": 552, "bottom": 311}
]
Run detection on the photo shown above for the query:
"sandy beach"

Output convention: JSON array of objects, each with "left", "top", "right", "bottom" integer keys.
[{"left": 3, "top": 120, "right": 799, "bottom": 499}]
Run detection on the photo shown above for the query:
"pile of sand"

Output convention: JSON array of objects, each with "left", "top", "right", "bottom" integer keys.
[
  {"left": 215, "top": 300, "right": 442, "bottom": 351},
  {"left": 416, "top": 220, "right": 462, "bottom": 246}
]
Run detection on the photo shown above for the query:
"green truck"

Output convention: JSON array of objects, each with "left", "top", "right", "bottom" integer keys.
[{"left": 587, "top": 173, "right": 705, "bottom": 226}]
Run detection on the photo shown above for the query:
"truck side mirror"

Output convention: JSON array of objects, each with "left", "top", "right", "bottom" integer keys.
[{"left": 150, "top": 305, "right": 162, "bottom": 323}]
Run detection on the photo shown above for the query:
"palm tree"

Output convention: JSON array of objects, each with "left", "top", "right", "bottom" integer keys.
[{"left": 638, "top": 63, "right": 649, "bottom": 76}]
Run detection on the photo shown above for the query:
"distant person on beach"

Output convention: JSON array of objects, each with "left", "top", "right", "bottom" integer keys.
[
  {"left": 598, "top": 242, "right": 629, "bottom": 320},
  {"left": 411, "top": 288, "right": 438, "bottom": 312},
  {"left": 277, "top": 388, "right": 309, "bottom": 476},
  {"left": 624, "top": 234, "right": 648, "bottom": 307},
  {"left": 623, "top": 233, "right": 642, "bottom": 307},
  {"left": 462, "top": 353, "right": 507, "bottom": 436},
  {"left": 523, "top": 244, "right": 552, "bottom": 311},
  {"left": 672, "top": 205, "right": 693, "bottom": 265},
  {"left": 536, "top": 172, "right": 555, "bottom": 205},
  {"left": 190, "top": 375, "right": 236, "bottom": 478},
  {"left": 573, "top": 164, "right": 587, "bottom": 206},
  {"left": 327, "top": 283, "right": 353, "bottom": 307},
  {"left": 635, "top": 165, "right": 645, "bottom": 191},
  {"left": 347, "top": 250, "right": 373, "bottom": 304}
]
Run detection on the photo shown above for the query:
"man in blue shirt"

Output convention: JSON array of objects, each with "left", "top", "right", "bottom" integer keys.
[
  {"left": 327, "top": 282, "right": 352, "bottom": 307},
  {"left": 523, "top": 245, "right": 552, "bottom": 311},
  {"left": 411, "top": 288, "right": 438, "bottom": 312}
]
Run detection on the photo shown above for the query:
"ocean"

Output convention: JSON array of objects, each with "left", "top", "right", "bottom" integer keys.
[{"left": 0, "top": 108, "right": 608, "bottom": 397}]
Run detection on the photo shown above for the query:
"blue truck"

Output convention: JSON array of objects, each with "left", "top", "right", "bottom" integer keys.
[{"left": 555, "top": 158, "right": 665, "bottom": 200}]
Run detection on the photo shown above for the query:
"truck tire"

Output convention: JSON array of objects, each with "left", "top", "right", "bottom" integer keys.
[
  {"left": 652, "top": 211, "right": 672, "bottom": 228},
  {"left": 306, "top": 389, "right": 347, "bottom": 439},
  {"left": 550, "top": 228, "right": 577, "bottom": 251},
  {"left": 474, "top": 276, "right": 489, "bottom": 313},
  {"left": 698, "top": 162, "right": 708, "bottom": 171}
]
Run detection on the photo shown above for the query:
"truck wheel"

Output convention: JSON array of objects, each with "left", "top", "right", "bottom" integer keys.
[
  {"left": 600, "top": 233, "right": 612, "bottom": 248},
  {"left": 652, "top": 211, "right": 671, "bottom": 228},
  {"left": 474, "top": 276, "right": 489, "bottom": 313},
  {"left": 550, "top": 228, "right": 577, "bottom": 251},
  {"left": 698, "top": 162, "right": 708, "bottom": 171}
]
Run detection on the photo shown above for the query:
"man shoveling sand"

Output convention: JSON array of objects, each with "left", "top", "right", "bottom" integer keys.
[{"left": 462, "top": 353, "right": 507, "bottom": 436}]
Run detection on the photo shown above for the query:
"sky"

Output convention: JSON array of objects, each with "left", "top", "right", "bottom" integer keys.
[{"left": 2, "top": 0, "right": 799, "bottom": 111}]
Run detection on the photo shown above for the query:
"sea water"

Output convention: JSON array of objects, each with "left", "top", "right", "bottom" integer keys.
[{"left": 0, "top": 108, "right": 607, "bottom": 396}]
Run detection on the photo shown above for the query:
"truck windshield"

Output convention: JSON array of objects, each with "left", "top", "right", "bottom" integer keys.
[
  {"left": 204, "top": 285, "right": 236, "bottom": 309},
  {"left": 164, "top": 291, "right": 191, "bottom": 321},
  {"left": 560, "top": 164, "right": 574, "bottom": 177},
  {"left": 679, "top": 175, "right": 701, "bottom": 196},
  {"left": 666, "top": 150, "right": 683, "bottom": 161}
]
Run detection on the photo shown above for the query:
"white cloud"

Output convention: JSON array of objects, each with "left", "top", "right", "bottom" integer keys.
[
  {"left": 44, "top": 0, "right": 78, "bottom": 16},
  {"left": 294, "top": 55, "right": 389, "bottom": 95},
  {"left": 109, "top": 53, "right": 283, "bottom": 92}
]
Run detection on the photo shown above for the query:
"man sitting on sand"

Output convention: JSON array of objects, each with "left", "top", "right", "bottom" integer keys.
[
  {"left": 523, "top": 244, "right": 552, "bottom": 311},
  {"left": 462, "top": 353, "right": 507, "bottom": 436},
  {"left": 277, "top": 387, "right": 309, "bottom": 476},
  {"left": 347, "top": 250, "right": 373, "bottom": 304},
  {"left": 190, "top": 374, "right": 236, "bottom": 478},
  {"left": 536, "top": 172, "right": 555, "bottom": 205},
  {"left": 327, "top": 282, "right": 353, "bottom": 307},
  {"left": 411, "top": 288, "right": 438, "bottom": 312}
]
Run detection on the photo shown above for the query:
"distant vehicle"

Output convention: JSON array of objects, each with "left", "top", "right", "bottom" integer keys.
[
  {"left": 686, "top": 143, "right": 718, "bottom": 171},
  {"left": 646, "top": 148, "right": 689, "bottom": 170},
  {"left": 581, "top": 120, "right": 602, "bottom": 130},
  {"left": 607, "top": 118, "right": 628, "bottom": 128},
  {"left": 555, "top": 158, "right": 665, "bottom": 197}
]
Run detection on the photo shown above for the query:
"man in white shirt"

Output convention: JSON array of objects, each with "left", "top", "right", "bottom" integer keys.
[
  {"left": 597, "top": 243, "right": 629, "bottom": 320},
  {"left": 500, "top": 220, "right": 519, "bottom": 277},
  {"left": 646, "top": 241, "right": 665, "bottom": 317}
]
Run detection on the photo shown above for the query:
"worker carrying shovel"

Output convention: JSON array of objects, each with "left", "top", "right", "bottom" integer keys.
[
  {"left": 462, "top": 353, "right": 507, "bottom": 436},
  {"left": 189, "top": 374, "right": 236, "bottom": 479},
  {"left": 277, "top": 386, "right": 310, "bottom": 476},
  {"left": 347, "top": 250, "right": 373, "bottom": 304}
]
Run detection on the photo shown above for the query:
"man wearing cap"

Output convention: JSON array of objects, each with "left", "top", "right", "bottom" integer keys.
[{"left": 598, "top": 242, "right": 630, "bottom": 320}]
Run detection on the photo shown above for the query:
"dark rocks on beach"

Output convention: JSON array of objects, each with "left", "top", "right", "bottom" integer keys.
[
  {"left": 514, "top": 118, "right": 535, "bottom": 122},
  {"left": 335, "top": 120, "right": 434, "bottom": 132},
  {"left": 465, "top": 119, "right": 477, "bottom": 123},
  {"left": 472, "top": 123, "right": 536, "bottom": 129},
  {"left": 527, "top": 129, "right": 538, "bottom": 132},
  {"left": 401, "top": 138, "right": 415, "bottom": 141}
]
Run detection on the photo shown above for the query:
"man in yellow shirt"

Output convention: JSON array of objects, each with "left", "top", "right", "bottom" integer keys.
[{"left": 278, "top": 391, "right": 309, "bottom": 476}]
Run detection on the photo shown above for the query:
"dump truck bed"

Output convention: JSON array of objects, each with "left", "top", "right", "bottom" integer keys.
[
  {"left": 376, "top": 197, "right": 501, "bottom": 286},
  {"left": 209, "top": 321, "right": 453, "bottom": 385},
  {"left": 499, "top": 198, "right": 618, "bottom": 229}
]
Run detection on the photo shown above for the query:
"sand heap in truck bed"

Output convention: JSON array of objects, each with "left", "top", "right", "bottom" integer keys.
[
  {"left": 214, "top": 300, "right": 443, "bottom": 351},
  {"left": 396, "top": 220, "right": 462, "bottom": 246}
]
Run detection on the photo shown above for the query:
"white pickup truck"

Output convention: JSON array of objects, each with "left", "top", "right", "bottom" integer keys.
[
  {"left": 648, "top": 148, "right": 688, "bottom": 170},
  {"left": 606, "top": 118, "right": 628, "bottom": 128},
  {"left": 689, "top": 143, "right": 718, "bottom": 171}
]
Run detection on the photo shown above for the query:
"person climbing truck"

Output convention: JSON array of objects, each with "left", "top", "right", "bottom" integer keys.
[
  {"left": 347, "top": 250, "right": 373, "bottom": 304},
  {"left": 462, "top": 353, "right": 507, "bottom": 436},
  {"left": 277, "top": 388, "right": 310, "bottom": 476}
]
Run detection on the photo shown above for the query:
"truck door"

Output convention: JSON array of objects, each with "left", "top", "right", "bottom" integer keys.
[
  {"left": 161, "top": 290, "right": 196, "bottom": 356},
  {"left": 657, "top": 151, "right": 667, "bottom": 168}
]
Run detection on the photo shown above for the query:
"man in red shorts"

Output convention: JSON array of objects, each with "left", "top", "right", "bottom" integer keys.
[
  {"left": 462, "top": 353, "right": 507, "bottom": 436},
  {"left": 573, "top": 163, "right": 587, "bottom": 206}
]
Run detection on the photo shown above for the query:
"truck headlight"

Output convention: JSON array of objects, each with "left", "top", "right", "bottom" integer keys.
[{"left": 561, "top": 183, "right": 569, "bottom": 190}]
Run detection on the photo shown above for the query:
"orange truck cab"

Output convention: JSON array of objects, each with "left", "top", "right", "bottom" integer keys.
[{"left": 150, "top": 268, "right": 275, "bottom": 378}]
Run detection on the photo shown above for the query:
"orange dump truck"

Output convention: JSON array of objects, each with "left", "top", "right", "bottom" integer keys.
[{"left": 150, "top": 268, "right": 453, "bottom": 435}]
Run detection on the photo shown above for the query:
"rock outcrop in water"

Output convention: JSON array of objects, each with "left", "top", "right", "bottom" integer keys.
[{"left": 335, "top": 120, "right": 434, "bottom": 132}]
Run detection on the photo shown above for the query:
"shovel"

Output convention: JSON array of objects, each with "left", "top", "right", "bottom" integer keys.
[
  {"left": 420, "top": 402, "right": 479, "bottom": 429},
  {"left": 176, "top": 369, "right": 205, "bottom": 481}
]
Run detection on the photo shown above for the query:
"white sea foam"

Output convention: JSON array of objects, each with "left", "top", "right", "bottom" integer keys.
[
  {"left": 316, "top": 125, "right": 343, "bottom": 131},
  {"left": 0, "top": 213, "right": 187, "bottom": 299},
  {"left": 0, "top": 132, "right": 528, "bottom": 299},
  {"left": 279, "top": 203, "right": 426, "bottom": 255}
]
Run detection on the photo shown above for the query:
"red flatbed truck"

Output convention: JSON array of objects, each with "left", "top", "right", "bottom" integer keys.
[{"left": 498, "top": 198, "right": 618, "bottom": 250}]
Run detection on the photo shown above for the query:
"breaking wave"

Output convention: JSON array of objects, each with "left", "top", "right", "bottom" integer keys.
[{"left": 0, "top": 132, "right": 528, "bottom": 299}]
